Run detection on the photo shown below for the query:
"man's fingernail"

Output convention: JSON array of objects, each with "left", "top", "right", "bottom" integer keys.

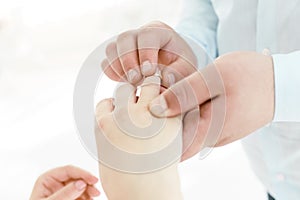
[
  {"left": 75, "top": 180, "right": 87, "bottom": 191},
  {"left": 167, "top": 73, "right": 175, "bottom": 85},
  {"left": 150, "top": 96, "right": 168, "bottom": 116},
  {"left": 141, "top": 61, "right": 152, "bottom": 75},
  {"left": 127, "top": 69, "right": 138, "bottom": 82}
]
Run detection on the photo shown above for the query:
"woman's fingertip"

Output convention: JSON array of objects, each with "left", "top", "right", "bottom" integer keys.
[{"left": 95, "top": 189, "right": 101, "bottom": 196}]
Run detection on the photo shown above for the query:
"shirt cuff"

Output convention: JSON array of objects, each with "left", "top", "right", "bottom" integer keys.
[{"left": 272, "top": 51, "right": 300, "bottom": 122}]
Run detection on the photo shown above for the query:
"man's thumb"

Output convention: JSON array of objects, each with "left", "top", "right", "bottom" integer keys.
[
  {"left": 149, "top": 65, "right": 225, "bottom": 118},
  {"left": 149, "top": 71, "right": 208, "bottom": 117},
  {"left": 48, "top": 180, "right": 87, "bottom": 200}
]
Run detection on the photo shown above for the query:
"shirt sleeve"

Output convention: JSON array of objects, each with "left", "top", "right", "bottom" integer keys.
[
  {"left": 175, "top": 0, "right": 219, "bottom": 60},
  {"left": 272, "top": 51, "right": 300, "bottom": 122}
]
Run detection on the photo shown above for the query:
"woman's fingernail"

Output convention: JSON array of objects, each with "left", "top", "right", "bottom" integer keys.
[
  {"left": 75, "top": 180, "right": 87, "bottom": 191},
  {"left": 167, "top": 73, "right": 175, "bottom": 86},
  {"left": 127, "top": 69, "right": 138, "bottom": 82},
  {"left": 141, "top": 61, "right": 152, "bottom": 75},
  {"left": 149, "top": 96, "right": 168, "bottom": 117}
]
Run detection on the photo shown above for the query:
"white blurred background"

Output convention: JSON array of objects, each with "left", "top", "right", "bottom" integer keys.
[{"left": 0, "top": 0, "right": 267, "bottom": 199}]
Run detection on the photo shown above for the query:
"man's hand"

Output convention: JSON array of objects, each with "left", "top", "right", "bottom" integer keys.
[
  {"left": 101, "top": 21, "right": 197, "bottom": 87},
  {"left": 149, "top": 51, "right": 275, "bottom": 161},
  {"left": 30, "top": 165, "right": 100, "bottom": 200}
]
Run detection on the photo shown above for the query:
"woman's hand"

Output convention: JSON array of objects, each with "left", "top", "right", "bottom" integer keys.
[{"left": 30, "top": 165, "right": 100, "bottom": 200}]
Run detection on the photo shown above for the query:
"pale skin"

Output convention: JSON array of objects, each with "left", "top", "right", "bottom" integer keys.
[
  {"left": 30, "top": 165, "right": 100, "bottom": 200},
  {"left": 30, "top": 21, "right": 274, "bottom": 200},
  {"left": 102, "top": 21, "right": 275, "bottom": 161},
  {"left": 95, "top": 76, "right": 183, "bottom": 200}
]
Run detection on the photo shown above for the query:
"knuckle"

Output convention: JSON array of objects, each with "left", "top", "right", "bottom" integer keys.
[
  {"left": 35, "top": 174, "right": 52, "bottom": 188},
  {"left": 137, "top": 28, "right": 159, "bottom": 49},
  {"left": 105, "top": 42, "right": 117, "bottom": 56},
  {"left": 35, "top": 174, "right": 46, "bottom": 184},
  {"left": 145, "top": 20, "right": 170, "bottom": 29},
  {"left": 138, "top": 23, "right": 170, "bottom": 38},
  {"left": 116, "top": 30, "right": 135, "bottom": 44},
  {"left": 101, "top": 59, "right": 109, "bottom": 69},
  {"left": 63, "top": 164, "right": 75, "bottom": 171},
  {"left": 137, "top": 27, "right": 153, "bottom": 38}
]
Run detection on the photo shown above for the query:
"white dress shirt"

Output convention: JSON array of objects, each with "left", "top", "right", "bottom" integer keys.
[{"left": 175, "top": 0, "right": 300, "bottom": 199}]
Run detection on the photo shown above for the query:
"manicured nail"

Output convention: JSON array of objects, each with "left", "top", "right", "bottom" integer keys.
[
  {"left": 127, "top": 69, "right": 138, "bottom": 83},
  {"left": 150, "top": 96, "right": 168, "bottom": 117},
  {"left": 75, "top": 180, "right": 87, "bottom": 191},
  {"left": 167, "top": 73, "right": 175, "bottom": 85},
  {"left": 141, "top": 61, "right": 152, "bottom": 75}
]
